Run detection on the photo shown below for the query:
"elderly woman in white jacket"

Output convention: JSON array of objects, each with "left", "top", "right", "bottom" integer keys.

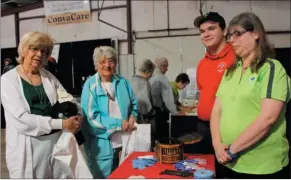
[{"left": 1, "top": 31, "right": 82, "bottom": 179}]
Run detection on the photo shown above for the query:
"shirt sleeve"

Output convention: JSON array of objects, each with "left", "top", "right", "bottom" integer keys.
[
  {"left": 161, "top": 78, "right": 178, "bottom": 115},
  {"left": 1, "top": 74, "right": 62, "bottom": 137},
  {"left": 260, "top": 60, "right": 291, "bottom": 103}
]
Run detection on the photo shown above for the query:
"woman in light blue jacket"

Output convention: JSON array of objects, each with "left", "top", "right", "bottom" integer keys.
[{"left": 81, "top": 46, "right": 138, "bottom": 178}]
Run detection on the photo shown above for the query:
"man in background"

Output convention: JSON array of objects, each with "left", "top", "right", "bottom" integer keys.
[
  {"left": 194, "top": 12, "right": 235, "bottom": 155},
  {"left": 2, "top": 58, "right": 15, "bottom": 74},
  {"left": 45, "top": 56, "right": 58, "bottom": 77},
  {"left": 150, "top": 57, "right": 184, "bottom": 139}
]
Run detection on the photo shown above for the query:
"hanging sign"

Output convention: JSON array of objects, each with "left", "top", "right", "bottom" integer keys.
[{"left": 44, "top": 1, "right": 92, "bottom": 26}]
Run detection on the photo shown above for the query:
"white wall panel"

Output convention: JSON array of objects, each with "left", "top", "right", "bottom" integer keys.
[
  {"left": 205, "top": 1, "right": 251, "bottom": 25},
  {"left": 98, "top": 8, "right": 127, "bottom": 39},
  {"left": 19, "top": 19, "right": 47, "bottom": 38},
  {"left": 119, "top": 54, "right": 134, "bottom": 81},
  {"left": 268, "top": 34, "right": 291, "bottom": 48},
  {"left": 134, "top": 36, "right": 205, "bottom": 81},
  {"left": 19, "top": 8, "right": 45, "bottom": 18},
  {"left": 132, "top": 1, "right": 154, "bottom": 31},
  {"left": 152, "top": 1, "right": 168, "bottom": 30},
  {"left": 90, "top": 0, "right": 126, "bottom": 9},
  {"left": 168, "top": 1, "right": 201, "bottom": 29},
  {"left": 1, "top": 15, "right": 16, "bottom": 48},
  {"left": 251, "top": 1, "right": 290, "bottom": 31}
]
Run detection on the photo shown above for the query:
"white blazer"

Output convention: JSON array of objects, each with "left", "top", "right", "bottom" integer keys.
[{"left": 1, "top": 67, "right": 81, "bottom": 178}]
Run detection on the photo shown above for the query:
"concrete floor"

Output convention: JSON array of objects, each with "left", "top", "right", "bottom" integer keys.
[{"left": 1, "top": 129, "right": 9, "bottom": 179}]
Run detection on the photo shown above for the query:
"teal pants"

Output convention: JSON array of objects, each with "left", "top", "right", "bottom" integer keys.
[{"left": 86, "top": 147, "right": 121, "bottom": 178}]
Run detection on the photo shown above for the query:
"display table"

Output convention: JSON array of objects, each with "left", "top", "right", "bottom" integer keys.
[{"left": 108, "top": 152, "right": 215, "bottom": 179}]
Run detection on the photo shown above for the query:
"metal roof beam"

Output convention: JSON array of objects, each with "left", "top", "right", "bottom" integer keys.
[{"left": 1, "top": 1, "right": 43, "bottom": 17}]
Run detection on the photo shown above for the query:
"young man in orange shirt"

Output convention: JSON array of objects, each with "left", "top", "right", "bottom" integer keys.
[{"left": 194, "top": 12, "right": 235, "bottom": 155}]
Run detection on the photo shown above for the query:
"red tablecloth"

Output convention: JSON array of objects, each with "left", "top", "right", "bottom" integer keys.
[{"left": 108, "top": 152, "right": 215, "bottom": 179}]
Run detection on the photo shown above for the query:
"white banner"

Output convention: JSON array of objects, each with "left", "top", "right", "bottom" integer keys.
[{"left": 44, "top": 1, "right": 91, "bottom": 26}]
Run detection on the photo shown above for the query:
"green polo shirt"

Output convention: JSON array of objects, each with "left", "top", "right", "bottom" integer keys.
[{"left": 216, "top": 59, "right": 290, "bottom": 174}]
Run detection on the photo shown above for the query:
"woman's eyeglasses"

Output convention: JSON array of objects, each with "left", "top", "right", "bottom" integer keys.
[
  {"left": 29, "top": 47, "right": 47, "bottom": 55},
  {"left": 226, "top": 29, "right": 251, "bottom": 41}
]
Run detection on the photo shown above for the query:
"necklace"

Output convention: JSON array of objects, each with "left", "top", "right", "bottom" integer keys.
[
  {"left": 22, "top": 65, "right": 44, "bottom": 104},
  {"left": 101, "top": 82, "right": 115, "bottom": 101}
]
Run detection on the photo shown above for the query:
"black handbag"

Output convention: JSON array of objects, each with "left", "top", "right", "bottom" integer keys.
[{"left": 51, "top": 101, "right": 85, "bottom": 145}]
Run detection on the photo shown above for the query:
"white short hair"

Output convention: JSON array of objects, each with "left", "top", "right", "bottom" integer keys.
[
  {"left": 17, "top": 31, "right": 54, "bottom": 65},
  {"left": 154, "top": 57, "right": 168, "bottom": 69},
  {"left": 138, "top": 59, "right": 155, "bottom": 73},
  {"left": 92, "top": 46, "right": 117, "bottom": 69}
]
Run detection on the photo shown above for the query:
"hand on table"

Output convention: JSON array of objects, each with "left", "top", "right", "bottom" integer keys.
[
  {"left": 177, "top": 111, "right": 186, "bottom": 116},
  {"left": 180, "top": 106, "right": 196, "bottom": 113}
]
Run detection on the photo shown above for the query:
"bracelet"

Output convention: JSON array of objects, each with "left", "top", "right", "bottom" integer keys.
[{"left": 226, "top": 145, "right": 239, "bottom": 160}]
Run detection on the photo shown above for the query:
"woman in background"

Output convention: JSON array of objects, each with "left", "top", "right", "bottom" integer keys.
[{"left": 131, "top": 59, "right": 156, "bottom": 150}]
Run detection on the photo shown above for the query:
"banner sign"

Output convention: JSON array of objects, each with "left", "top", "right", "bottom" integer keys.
[{"left": 44, "top": 1, "right": 91, "bottom": 26}]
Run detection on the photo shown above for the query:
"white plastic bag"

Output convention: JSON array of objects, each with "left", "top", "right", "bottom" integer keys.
[
  {"left": 119, "top": 124, "right": 151, "bottom": 165},
  {"left": 49, "top": 131, "right": 93, "bottom": 179}
]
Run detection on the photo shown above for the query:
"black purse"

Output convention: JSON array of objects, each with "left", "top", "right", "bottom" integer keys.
[{"left": 51, "top": 101, "right": 85, "bottom": 146}]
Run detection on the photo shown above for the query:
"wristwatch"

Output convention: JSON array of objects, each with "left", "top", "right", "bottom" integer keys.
[{"left": 226, "top": 145, "right": 239, "bottom": 160}]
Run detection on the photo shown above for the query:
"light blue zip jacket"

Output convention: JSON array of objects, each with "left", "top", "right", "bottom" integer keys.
[{"left": 80, "top": 73, "right": 138, "bottom": 178}]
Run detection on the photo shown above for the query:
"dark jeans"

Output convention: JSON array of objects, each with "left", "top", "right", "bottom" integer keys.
[
  {"left": 216, "top": 163, "right": 290, "bottom": 179},
  {"left": 154, "top": 107, "right": 169, "bottom": 140},
  {"left": 196, "top": 120, "right": 214, "bottom": 154},
  {"left": 112, "top": 147, "right": 122, "bottom": 171}
]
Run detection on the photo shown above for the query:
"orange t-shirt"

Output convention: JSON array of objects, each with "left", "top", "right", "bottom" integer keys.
[{"left": 196, "top": 43, "right": 235, "bottom": 121}]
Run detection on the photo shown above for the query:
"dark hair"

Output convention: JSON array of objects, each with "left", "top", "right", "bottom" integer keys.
[
  {"left": 4, "top": 58, "right": 12, "bottom": 63},
  {"left": 175, "top": 73, "right": 190, "bottom": 84},
  {"left": 226, "top": 12, "right": 275, "bottom": 77},
  {"left": 194, "top": 12, "right": 226, "bottom": 31}
]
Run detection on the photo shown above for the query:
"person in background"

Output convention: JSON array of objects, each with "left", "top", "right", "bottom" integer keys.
[
  {"left": 210, "top": 12, "right": 290, "bottom": 179},
  {"left": 3, "top": 58, "right": 15, "bottom": 74},
  {"left": 149, "top": 57, "right": 184, "bottom": 139},
  {"left": 193, "top": 12, "right": 235, "bottom": 157},
  {"left": 1, "top": 31, "right": 82, "bottom": 178},
  {"left": 81, "top": 46, "right": 138, "bottom": 178},
  {"left": 131, "top": 59, "right": 156, "bottom": 150},
  {"left": 45, "top": 56, "right": 58, "bottom": 77},
  {"left": 170, "top": 73, "right": 193, "bottom": 111}
]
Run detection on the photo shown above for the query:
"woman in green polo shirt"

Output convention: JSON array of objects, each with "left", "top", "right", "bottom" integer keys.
[{"left": 210, "top": 12, "right": 290, "bottom": 178}]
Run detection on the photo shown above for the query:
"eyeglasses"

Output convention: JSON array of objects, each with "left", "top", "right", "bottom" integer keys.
[
  {"left": 29, "top": 47, "right": 47, "bottom": 55},
  {"left": 99, "top": 59, "right": 115, "bottom": 66},
  {"left": 226, "top": 29, "right": 251, "bottom": 41}
]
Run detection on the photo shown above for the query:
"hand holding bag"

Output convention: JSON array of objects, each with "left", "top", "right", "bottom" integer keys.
[
  {"left": 119, "top": 124, "right": 151, "bottom": 165},
  {"left": 49, "top": 131, "right": 93, "bottom": 179}
]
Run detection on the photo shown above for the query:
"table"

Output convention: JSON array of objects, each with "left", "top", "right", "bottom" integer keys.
[{"left": 108, "top": 152, "right": 215, "bottom": 179}]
